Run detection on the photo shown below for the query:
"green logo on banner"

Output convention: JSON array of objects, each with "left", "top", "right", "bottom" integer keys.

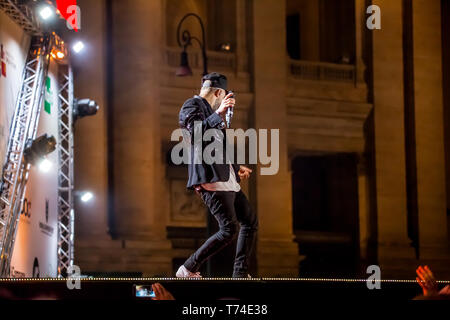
[
  {"left": 44, "top": 76, "right": 51, "bottom": 114},
  {"left": 44, "top": 100, "right": 51, "bottom": 114}
]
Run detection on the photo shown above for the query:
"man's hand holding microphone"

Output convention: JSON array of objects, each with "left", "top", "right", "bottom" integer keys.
[
  {"left": 215, "top": 91, "right": 235, "bottom": 121},
  {"left": 215, "top": 91, "right": 252, "bottom": 181}
]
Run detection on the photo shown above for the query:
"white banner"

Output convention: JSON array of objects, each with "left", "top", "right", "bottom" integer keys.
[{"left": 0, "top": 10, "right": 31, "bottom": 169}]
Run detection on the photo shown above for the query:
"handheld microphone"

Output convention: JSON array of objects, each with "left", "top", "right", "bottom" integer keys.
[{"left": 226, "top": 91, "right": 234, "bottom": 128}]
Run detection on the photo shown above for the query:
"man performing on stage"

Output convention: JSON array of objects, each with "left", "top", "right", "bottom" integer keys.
[{"left": 176, "top": 72, "right": 258, "bottom": 278}]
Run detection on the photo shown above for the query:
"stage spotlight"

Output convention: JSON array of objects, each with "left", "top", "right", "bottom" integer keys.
[
  {"left": 175, "top": 50, "right": 193, "bottom": 76},
  {"left": 73, "top": 98, "right": 99, "bottom": 120},
  {"left": 72, "top": 41, "right": 85, "bottom": 54},
  {"left": 51, "top": 49, "right": 65, "bottom": 60},
  {"left": 39, "top": 6, "right": 54, "bottom": 20},
  {"left": 38, "top": 158, "right": 52, "bottom": 173},
  {"left": 80, "top": 192, "right": 93, "bottom": 203},
  {"left": 24, "top": 134, "right": 57, "bottom": 165},
  {"left": 74, "top": 191, "right": 94, "bottom": 203}
]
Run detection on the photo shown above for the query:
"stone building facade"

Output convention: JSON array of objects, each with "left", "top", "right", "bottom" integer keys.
[{"left": 70, "top": 0, "right": 450, "bottom": 278}]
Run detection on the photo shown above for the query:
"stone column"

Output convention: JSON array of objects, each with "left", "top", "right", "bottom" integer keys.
[
  {"left": 357, "top": 154, "right": 369, "bottom": 261},
  {"left": 412, "top": 0, "right": 449, "bottom": 268},
  {"left": 74, "top": 0, "right": 172, "bottom": 275},
  {"left": 72, "top": 0, "right": 110, "bottom": 249},
  {"left": 372, "top": 0, "right": 415, "bottom": 277},
  {"left": 252, "top": 0, "right": 298, "bottom": 277},
  {"left": 235, "top": 0, "right": 248, "bottom": 76},
  {"left": 355, "top": 0, "right": 367, "bottom": 86},
  {"left": 111, "top": 0, "right": 167, "bottom": 241}
]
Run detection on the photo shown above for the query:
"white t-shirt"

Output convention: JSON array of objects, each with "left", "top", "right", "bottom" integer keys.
[{"left": 201, "top": 164, "right": 241, "bottom": 192}]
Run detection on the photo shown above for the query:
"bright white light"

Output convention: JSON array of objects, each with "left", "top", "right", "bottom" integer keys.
[
  {"left": 72, "top": 41, "right": 85, "bottom": 53},
  {"left": 39, "top": 6, "right": 54, "bottom": 20},
  {"left": 80, "top": 192, "right": 93, "bottom": 203},
  {"left": 38, "top": 158, "right": 52, "bottom": 173}
]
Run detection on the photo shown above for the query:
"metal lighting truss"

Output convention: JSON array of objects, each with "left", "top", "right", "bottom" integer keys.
[
  {"left": 1, "top": 0, "right": 75, "bottom": 278},
  {"left": 56, "top": 64, "right": 74, "bottom": 277},
  {"left": 0, "top": 0, "right": 42, "bottom": 35},
  {"left": 0, "top": 36, "right": 51, "bottom": 277}
]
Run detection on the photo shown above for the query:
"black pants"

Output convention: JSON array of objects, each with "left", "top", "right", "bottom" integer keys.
[{"left": 183, "top": 189, "right": 258, "bottom": 277}]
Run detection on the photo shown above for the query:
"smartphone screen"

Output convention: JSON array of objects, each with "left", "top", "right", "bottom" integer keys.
[{"left": 134, "top": 285, "right": 156, "bottom": 298}]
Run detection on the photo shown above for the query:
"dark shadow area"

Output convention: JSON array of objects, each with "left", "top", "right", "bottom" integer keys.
[{"left": 292, "top": 153, "right": 359, "bottom": 277}]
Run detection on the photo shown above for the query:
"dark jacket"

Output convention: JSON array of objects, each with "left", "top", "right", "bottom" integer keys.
[{"left": 179, "top": 95, "right": 240, "bottom": 189}]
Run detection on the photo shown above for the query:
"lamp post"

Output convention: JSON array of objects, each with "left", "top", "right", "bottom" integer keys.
[{"left": 175, "top": 13, "right": 208, "bottom": 76}]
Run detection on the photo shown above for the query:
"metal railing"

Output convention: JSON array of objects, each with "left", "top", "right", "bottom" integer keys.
[{"left": 289, "top": 59, "right": 356, "bottom": 83}]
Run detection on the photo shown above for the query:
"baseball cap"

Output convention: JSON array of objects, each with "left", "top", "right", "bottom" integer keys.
[{"left": 201, "top": 72, "right": 227, "bottom": 91}]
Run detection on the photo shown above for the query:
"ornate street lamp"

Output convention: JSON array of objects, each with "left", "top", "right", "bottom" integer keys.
[{"left": 175, "top": 13, "right": 208, "bottom": 76}]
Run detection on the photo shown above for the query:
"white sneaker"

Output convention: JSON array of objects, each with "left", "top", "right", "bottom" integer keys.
[{"left": 176, "top": 265, "right": 202, "bottom": 278}]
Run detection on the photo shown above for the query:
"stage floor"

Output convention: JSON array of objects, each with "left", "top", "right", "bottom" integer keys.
[{"left": 0, "top": 278, "right": 434, "bottom": 300}]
